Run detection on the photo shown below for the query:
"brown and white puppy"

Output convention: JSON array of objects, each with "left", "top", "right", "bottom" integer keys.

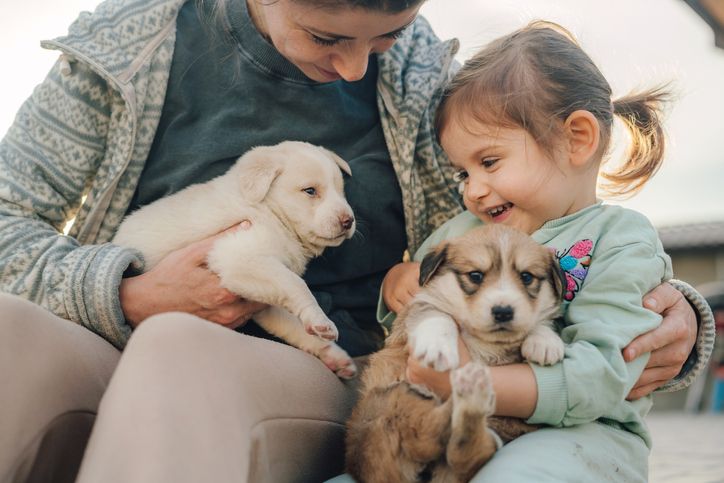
[
  {"left": 113, "top": 141, "right": 358, "bottom": 378},
  {"left": 345, "top": 224, "right": 566, "bottom": 481}
]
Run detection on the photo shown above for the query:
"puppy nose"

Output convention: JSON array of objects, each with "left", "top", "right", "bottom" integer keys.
[
  {"left": 340, "top": 215, "right": 354, "bottom": 231},
  {"left": 491, "top": 305, "right": 514, "bottom": 323}
]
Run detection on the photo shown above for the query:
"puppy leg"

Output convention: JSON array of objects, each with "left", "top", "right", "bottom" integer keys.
[
  {"left": 521, "top": 324, "right": 564, "bottom": 366},
  {"left": 407, "top": 308, "right": 460, "bottom": 372},
  {"left": 347, "top": 383, "right": 453, "bottom": 483},
  {"left": 254, "top": 307, "right": 357, "bottom": 379},
  {"left": 208, "top": 254, "right": 338, "bottom": 340},
  {"left": 445, "top": 363, "right": 498, "bottom": 482}
]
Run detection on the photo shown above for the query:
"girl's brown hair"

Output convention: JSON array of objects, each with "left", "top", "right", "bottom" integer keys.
[{"left": 435, "top": 21, "right": 671, "bottom": 198}]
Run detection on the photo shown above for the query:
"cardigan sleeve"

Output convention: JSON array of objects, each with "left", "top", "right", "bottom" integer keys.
[{"left": 0, "top": 57, "right": 140, "bottom": 349}]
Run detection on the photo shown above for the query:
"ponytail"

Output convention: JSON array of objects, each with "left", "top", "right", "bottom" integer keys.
[{"left": 600, "top": 86, "right": 672, "bottom": 197}]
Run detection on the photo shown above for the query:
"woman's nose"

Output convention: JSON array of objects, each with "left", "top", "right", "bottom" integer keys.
[{"left": 330, "top": 47, "right": 370, "bottom": 82}]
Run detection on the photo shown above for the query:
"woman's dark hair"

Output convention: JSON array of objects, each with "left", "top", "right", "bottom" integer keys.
[
  {"left": 199, "top": 0, "right": 425, "bottom": 24},
  {"left": 435, "top": 20, "right": 672, "bottom": 198}
]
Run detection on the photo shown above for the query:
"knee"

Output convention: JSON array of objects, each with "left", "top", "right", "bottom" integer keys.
[
  {"left": 125, "top": 312, "right": 224, "bottom": 364},
  {"left": 0, "top": 293, "right": 48, "bottom": 342}
]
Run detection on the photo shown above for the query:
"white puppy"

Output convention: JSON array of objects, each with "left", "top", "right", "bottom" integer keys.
[{"left": 113, "top": 141, "right": 358, "bottom": 378}]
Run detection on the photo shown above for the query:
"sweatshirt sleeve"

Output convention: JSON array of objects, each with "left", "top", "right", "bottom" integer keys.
[
  {"left": 528, "top": 237, "right": 670, "bottom": 427},
  {"left": 0, "top": 57, "right": 141, "bottom": 349}
]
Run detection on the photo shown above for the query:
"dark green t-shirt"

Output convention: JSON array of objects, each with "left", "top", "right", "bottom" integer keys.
[{"left": 128, "top": 0, "right": 406, "bottom": 355}]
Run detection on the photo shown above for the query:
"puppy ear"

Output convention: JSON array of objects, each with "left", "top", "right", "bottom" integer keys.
[
  {"left": 236, "top": 148, "right": 284, "bottom": 203},
  {"left": 548, "top": 251, "right": 566, "bottom": 301},
  {"left": 324, "top": 148, "right": 352, "bottom": 177},
  {"left": 419, "top": 244, "right": 448, "bottom": 286}
]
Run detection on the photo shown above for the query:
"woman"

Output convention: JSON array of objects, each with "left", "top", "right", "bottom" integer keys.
[{"left": 0, "top": 0, "right": 710, "bottom": 481}]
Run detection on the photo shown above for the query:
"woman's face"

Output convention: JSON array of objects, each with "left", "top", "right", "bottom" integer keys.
[{"left": 248, "top": 0, "right": 422, "bottom": 83}]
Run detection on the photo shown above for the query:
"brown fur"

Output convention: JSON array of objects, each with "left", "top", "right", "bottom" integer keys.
[{"left": 345, "top": 224, "right": 565, "bottom": 482}]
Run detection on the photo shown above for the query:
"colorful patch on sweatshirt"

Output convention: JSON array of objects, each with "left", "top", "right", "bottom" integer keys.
[{"left": 552, "top": 239, "right": 593, "bottom": 302}]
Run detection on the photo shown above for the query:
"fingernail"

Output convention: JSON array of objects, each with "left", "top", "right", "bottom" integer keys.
[{"left": 644, "top": 297, "right": 657, "bottom": 310}]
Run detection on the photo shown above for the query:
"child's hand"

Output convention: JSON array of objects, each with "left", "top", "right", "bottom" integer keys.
[
  {"left": 406, "top": 336, "right": 472, "bottom": 400},
  {"left": 382, "top": 262, "right": 421, "bottom": 314}
]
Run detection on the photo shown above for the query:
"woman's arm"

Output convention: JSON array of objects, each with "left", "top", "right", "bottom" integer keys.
[
  {"left": 0, "top": 58, "right": 140, "bottom": 347},
  {"left": 120, "top": 223, "right": 267, "bottom": 329}
]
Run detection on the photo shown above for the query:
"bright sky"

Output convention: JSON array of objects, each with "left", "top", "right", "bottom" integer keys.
[{"left": 2, "top": 0, "right": 724, "bottom": 227}]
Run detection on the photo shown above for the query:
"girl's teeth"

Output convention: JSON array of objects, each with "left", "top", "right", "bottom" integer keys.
[{"left": 488, "top": 203, "right": 512, "bottom": 216}]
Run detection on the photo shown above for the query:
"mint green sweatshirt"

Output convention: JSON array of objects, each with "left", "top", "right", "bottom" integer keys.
[{"left": 382, "top": 202, "right": 680, "bottom": 447}]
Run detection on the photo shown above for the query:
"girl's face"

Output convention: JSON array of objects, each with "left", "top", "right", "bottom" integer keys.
[
  {"left": 440, "top": 120, "right": 583, "bottom": 235},
  {"left": 249, "top": 0, "right": 421, "bottom": 83}
]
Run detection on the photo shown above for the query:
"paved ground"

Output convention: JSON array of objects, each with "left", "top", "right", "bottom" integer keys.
[{"left": 648, "top": 413, "right": 724, "bottom": 482}]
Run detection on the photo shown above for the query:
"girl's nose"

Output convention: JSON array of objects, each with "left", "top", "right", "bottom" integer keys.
[
  {"left": 464, "top": 177, "right": 491, "bottom": 202},
  {"left": 330, "top": 47, "right": 370, "bottom": 82}
]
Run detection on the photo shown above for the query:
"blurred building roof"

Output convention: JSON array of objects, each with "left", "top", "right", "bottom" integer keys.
[
  {"left": 657, "top": 220, "right": 724, "bottom": 250},
  {"left": 684, "top": 0, "right": 724, "bottom": 48}
]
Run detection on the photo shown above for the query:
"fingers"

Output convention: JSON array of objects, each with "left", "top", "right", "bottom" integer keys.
[
  {"left": 645, "top": 341, "right": 689, "bottom": 371},
  {"left": 643, "top": 281, "right": 680, "bottom": 314},
  {"left": 627, "top": 380, "right": 666, "bottom": 401},
  {"left": 389, "top": 289, "right": 417, "bottom": 314},
  {"left": 623, "top": 310, "right": 690, "bottom": 362},
  {"left": 405, "top": 354, "right": 453, "bottom": 399},
  {"left": 623, "top": 329, "right": 663, "bottom": 362},
  {"left": 205, "top": 298, "right": 268, "bottom": 329}
]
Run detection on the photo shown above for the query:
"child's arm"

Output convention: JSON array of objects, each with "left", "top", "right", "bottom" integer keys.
[{"left": 406, "top": 352, "right": 539, "bottom": 418}]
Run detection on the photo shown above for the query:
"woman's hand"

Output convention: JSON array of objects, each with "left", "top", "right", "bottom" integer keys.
[
  {"left": 382, "top": 262, "right": 421, "bottom": 314},
  {"left": 624, "top": 282, "right": 698, "bottom": 400},
  {"left": 119, "top": 222, "right": 268, "bottom": 329},
  {"left": 406, "top": 337, "right": 472, "bottom": 400}
]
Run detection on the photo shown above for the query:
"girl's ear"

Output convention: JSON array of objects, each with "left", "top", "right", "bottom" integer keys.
[{"left": 564, "top": 110, "right": 600, "bottom": 167}]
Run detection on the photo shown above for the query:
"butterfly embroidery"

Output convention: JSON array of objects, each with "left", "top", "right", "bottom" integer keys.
[{"left": 553, "top": 239, "right": 593, "bottom": 302}]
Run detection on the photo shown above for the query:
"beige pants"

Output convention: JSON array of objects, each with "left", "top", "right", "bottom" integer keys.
[{"left": 0, "top": 294, "right": 360, "bottom": 483}]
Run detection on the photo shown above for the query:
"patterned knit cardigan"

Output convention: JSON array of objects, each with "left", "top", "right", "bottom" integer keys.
[{"left": 0, "top": 0, "right": 713, "bottom": 391}]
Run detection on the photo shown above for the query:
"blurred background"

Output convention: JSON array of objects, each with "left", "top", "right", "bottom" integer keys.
[{"left": 1, "top": 0, "right": 723, "bottom": 481}]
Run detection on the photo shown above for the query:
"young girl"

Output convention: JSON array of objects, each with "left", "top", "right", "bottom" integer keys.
[{"left": 377, "top": 21, "right": 715, "bottom": 482}]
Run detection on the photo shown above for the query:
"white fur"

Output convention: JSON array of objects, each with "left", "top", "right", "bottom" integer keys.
[
  {"left": 408, "top": 311, "right": 460, "bottom": 372},
  {"left": 113, "top": 141, "right": 359, "bottom": 378}
]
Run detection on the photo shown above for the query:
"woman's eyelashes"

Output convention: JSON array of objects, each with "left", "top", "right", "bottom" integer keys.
[
  {"left": 384, "top": 27, "right": 409, "bottom": 40},
  {"left": 311, "top": 34, "right": 340, "bottom": 46},
  {"left": 309, "top": 26, "right": 409, "bottom": 47}
]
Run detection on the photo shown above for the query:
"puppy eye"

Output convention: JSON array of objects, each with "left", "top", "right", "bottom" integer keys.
[
  {"left": 520, "top": 271, "right": 534, "bottom": 285},
  {"left": 467, "top": 271, "right": 484, "bottom": 284},
  {"left": 302, "top": 187, "right": 317, "bottom": 196}
]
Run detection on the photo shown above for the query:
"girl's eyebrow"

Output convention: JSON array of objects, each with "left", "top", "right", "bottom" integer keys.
[{"left": 304, "top": 17, "right": 417, "bottom": 40}]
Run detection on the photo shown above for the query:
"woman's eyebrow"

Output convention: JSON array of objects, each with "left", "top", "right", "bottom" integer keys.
[{"left": 305, "top": 17, "right": 417, "bottom": 40}]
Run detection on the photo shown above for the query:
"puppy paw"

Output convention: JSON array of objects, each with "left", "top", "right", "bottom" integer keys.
[
  {"left": 410, "top": 328, "right": 459, "bottom": 372},
  {"left": 451, "top": 363, "right": 495, "bottom": 416},
  {"left": 521, "top": 330, "right": 564, "bottom": 366},
  {"left": 319, "top": 343, "right": 357, "bottom": 379},
  {"left": 303, "top": 318, "right": 339, "bottom": 341}
]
